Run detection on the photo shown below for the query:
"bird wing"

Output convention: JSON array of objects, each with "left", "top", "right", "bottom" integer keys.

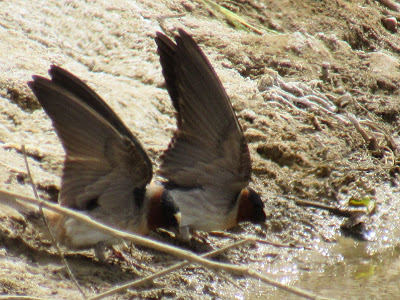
[
  {"left": 28, "top": 71, "right": 152, "bottom": 212},
  {"left": 155, "top": 29, "right": 252, "bottom": 192},
  {"left": 48, "top": 66, "right": 139, "bottom": 142}
]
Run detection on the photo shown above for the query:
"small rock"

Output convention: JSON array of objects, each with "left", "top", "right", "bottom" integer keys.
[
  {"left": 376, "top": 77, "right": 398, "bottom": 92},
  {"left": 381, "top": 16, "right": 398, "bottom": 33}
]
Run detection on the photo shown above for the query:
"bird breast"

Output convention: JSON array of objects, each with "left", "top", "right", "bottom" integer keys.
[{"left": 168, "top": 187, "right": 238, "bottom": 232}]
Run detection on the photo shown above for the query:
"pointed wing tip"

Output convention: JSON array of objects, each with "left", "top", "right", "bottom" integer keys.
[
  {"left": 155, "top": 31, "right": 177, "bottom": 51},
  {"left": 176, "top": 29, "right": 198, "bottom": 46},
  {"left": 155, "top": 28, "right": 195, "bottom": 50},
  {"left": 27, "top": 80, "right": 34, "bottom": 89},
  {"left": 177, "top": 28, "right": 190, "bottom": 38},
  {"left": 155, "top": 31, "right": 168, "bottom": 44},
  {"left": 48, "top": 65, "right": 57, "bottom": 76},
  {"left": 28, "top": 75, "right": 51, "bottom": 92},
  {"left": 30, "top": 75, "right": 42, "bottom": 82},
  {"left": 155, "top": 31, "right": 165, "bottom": 39},
  {"left": 48, "top": 65, "right": 72, "bottom": 81},
  {"left": 155, "top": 29, "right": 203, "bottom": 59},
  {"left": 27, "top": 67, "right": 60, "bottom": 93},
  {"left": 49, "top": 64, "right": 70, "bottom": 74}
]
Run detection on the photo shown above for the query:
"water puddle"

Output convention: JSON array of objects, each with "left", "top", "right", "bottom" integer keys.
[{"left": 242, "top": 183, "right": 400, "bottom": 299}]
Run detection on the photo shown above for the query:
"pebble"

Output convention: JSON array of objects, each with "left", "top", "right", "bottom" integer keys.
[{"left": 381, "top": 16, "right": 398, "bottom": 33}]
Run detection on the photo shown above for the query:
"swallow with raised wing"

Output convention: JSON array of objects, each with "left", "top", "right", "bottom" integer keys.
[
  {"left": 155, "top": 29, "right": 266, "bottom": 239},
  {"left": 27, "top": 65, "right": 180, "bottom": 251}
]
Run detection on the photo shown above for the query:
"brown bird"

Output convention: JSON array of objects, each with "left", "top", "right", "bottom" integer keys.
[
  {"left": 25, "top": 65, "right": 180, "bottom": 252},
  {"left": 155, "top": 29, "right": 266, "bottom": 239}
]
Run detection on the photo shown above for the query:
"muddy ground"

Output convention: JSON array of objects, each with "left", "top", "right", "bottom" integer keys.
[{"left": 1, "top": 0, "right": 400, "bottom": 299}]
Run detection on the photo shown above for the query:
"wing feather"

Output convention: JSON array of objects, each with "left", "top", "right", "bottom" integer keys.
[
  {"left": 155, "top": 29, "right": 252, "bottom": 190},
  {"left": 28, "top": 73, "right": 152, "bottom": 210}
]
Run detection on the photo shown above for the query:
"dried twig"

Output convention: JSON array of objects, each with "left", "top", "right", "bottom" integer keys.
[
  {"left": 0, "top": 297, "right": 45, "bottom": 300},
  {"left": 295, "top": 199, "right": 365, "bottom": 218},
  {"left": 0, "top": 190, "right": 328, "bottom": 300},
  {"left": 252, "top": 238, "right": 311, "bottom": 250},
  {"left": 21, "top": 145, "right": 87, "bottom": 300},
  {"left": 90, "top": 239, "right": 250, "bottom": 300},
  {"left": 200, "top": 0, "right": 265, "bottom": 34},
  {"left": 346, "top": 113, "right": 377, "bottom": 150},
  {"left": 378, "top": 0, "right": 400, "bottom": 11},
  {"left": 208, "top": 232, "right": 310, "bottom": 249}
]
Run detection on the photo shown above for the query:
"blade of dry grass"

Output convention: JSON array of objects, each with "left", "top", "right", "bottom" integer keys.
[
  {"left": 90, "top": 239, "right": 249, "bottom": 300},
  {"left": 200, "top": 0, "right": 269, "bottom": 35},
  {"left": 0, "top": 189, "right": 330, "bottom": 300},
  {"left": 21, "top": 145, "right": 87, "bottom": 300}
]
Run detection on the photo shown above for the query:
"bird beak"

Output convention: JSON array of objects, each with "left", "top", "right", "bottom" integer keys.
[{"left": 174, "top": 212, "right": 182, "bottom": 225}]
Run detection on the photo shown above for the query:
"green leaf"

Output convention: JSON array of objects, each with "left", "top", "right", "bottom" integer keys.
[{"left": 348, "top": 196, "right": 376, "bottom": 214}]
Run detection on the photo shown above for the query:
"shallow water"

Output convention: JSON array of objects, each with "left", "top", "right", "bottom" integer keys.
[
  {"left": 241, "top": 240, "right": 400, "bottom": 299},
  {"left": 243, "top": 183, "right": 400, "bottom": 299}
]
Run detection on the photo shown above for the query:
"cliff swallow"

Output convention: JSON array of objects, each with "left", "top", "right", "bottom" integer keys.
[
  {"left": 155, "top": 29, "right": 266, "bottom": 238},
  {"left": 27, "top": 65, "right": 180, "bottom": 250}
]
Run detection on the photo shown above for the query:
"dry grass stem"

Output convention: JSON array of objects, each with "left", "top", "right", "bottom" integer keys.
[
  {"left": 0, "top": 189, "right": 328, "bottom": 300},
  {"left": 21, "top": 145, "right": 87, "bottom": 300},
  {"left": 90, "top": 239, "right": 249, "bottom": 300}
]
